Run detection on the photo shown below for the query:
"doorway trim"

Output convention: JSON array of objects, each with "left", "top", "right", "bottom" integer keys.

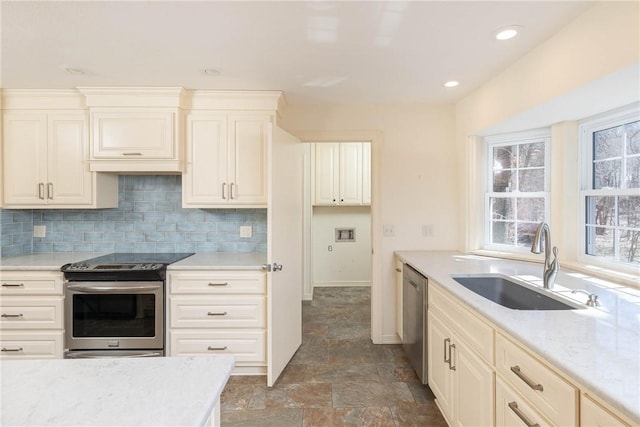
[{"left": 294, "top": 130, "right": 384, "bottom": 344}]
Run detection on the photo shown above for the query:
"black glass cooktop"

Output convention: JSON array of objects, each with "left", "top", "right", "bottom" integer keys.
[{"left": 80, "top": 252, "right": 195, "bottom": 265}]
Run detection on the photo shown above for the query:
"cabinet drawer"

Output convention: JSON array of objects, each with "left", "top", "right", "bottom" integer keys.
[
  {"left": 429, "top": 282, "right": 494, "bottom": 363},
  {"left": 0, "top": 331, "right": 63, "bottom": 359},
  {"left": 496, "top": 333, "right": 577, "bottom": 427},
  {"left": 170, "top": 330, "right": 266, "bottom": 364},
  {"left": 169, "top": 271, "right": 265, "bottom": 295},
  {"left": 496, "top": 377, "right": 552, "bottom": 427},
  {"left": 0, "top": 297, "right": 64, "bottom": 329},
  {"left": 0, "top": 271, "right": 63, "bottom": 295},
  {"left": 170, "top": 296, "right": 265, "bottom": 328},
  {"left": 581, "top": 393, "right": 631, "bottom": 427}
]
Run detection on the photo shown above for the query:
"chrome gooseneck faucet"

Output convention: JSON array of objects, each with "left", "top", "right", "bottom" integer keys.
[{"left": 530, "top": 222, "right": 559, "bottom": 289}]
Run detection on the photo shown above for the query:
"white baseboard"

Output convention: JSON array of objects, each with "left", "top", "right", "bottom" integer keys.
[
  {"left": 302, "top": 292, "right": 313, "bottom": 301},
  {"left": 380, "top": 333, "right": 402, "bottom": 344},
  {"left": 231, "top": 366, "right": 266, "bottom": 375},
  {"left": 313, "top": 281, "right": 371, "bottom": 288}
]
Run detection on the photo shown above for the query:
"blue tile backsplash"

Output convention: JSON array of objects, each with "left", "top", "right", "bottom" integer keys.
[{"left": 0, "top": 175, "right": 267, "bottom": 257}]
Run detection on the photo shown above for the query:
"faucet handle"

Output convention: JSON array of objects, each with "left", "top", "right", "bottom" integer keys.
[
  {"left": 571, "top": 289, "right": 601, "bottom": 307},
  {"left": 586, "top": 294, "right": 600, "bottom": 307}
]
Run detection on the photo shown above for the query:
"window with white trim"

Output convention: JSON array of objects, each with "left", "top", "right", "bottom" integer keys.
[
  {"left": 485, "top": 131, "right": 550, "bottom": 251},
  {"left": 580, "top": 106, "right": 640, "bottom": 267}
]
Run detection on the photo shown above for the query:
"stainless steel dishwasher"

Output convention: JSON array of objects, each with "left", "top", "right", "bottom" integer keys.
[{"left": 402, "top": 264, "right": 427, "bottom": 384}]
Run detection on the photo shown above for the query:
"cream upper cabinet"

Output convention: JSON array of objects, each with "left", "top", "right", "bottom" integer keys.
[
  {"left": 313, "top": 142, "right": 369, "bottom": 206},
  {"left": 362, "top": 142, "right": 371, "bottom": 205},
  {"left": 2, "top": 112, "right": 117, "bottom": 208},
  {"left": 90, "top": 110, "right": 176, "bottom": 159},
  {"left": 78, "top": 87, "right": 186, "bottom": 173},
  {"left": 183, "top": 112, "right": 269, "bottom": 208}
]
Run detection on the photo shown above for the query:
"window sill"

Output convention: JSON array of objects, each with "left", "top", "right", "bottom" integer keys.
[{"left": 470, "top": 249, "right": 639, "bottom": 289}]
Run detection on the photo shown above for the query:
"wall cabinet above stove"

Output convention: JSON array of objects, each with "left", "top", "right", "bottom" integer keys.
[{"left": 78, "top": 87, "right": 186, "bottom": 173}]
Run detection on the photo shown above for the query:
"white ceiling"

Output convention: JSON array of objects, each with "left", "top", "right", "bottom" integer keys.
[{"left": 1, "top": 1, "right": 594, "bottom": 105}]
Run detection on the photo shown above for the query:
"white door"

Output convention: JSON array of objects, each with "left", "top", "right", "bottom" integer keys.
[{"left": 267, "top": 124, "right": 303, "bottom": 386}]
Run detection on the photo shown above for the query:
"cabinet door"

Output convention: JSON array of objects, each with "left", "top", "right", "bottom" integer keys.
[
  {"left": 314, "top": 143, "right": 339, "bottom": 205},
  {"left": 47, "top": 114, "right": 92, "bottom": 205},
  {"left": 3, "top": 113, "right": 47, "bottom": 205},
  {"left": 228, "top": 114, "right": 268, "bottom": 205},
  {"left": 91, "top": 111, "right": 175, "bottom": 159},
  {"left": 453, "top": 340, "right": 494, "bottom": 427},
  {"left": 183, "top": 114, "right": 228, "bottom": 206},
  {"left": 395, "top": 259, "right": 403, "bottom": 341},
  {"left": 339, "top": 142, "right": 363, "bottom": 205},
  {"left": 428, "top": 311, "right": 454, "bottom": 424},
  {"left": 362, "top": 142, "right": 371, "bottom": 205}
]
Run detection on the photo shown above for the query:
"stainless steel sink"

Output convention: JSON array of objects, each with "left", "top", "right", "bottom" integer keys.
[{"left": 451, "top": 275, "right": 580, "bottom": 310}]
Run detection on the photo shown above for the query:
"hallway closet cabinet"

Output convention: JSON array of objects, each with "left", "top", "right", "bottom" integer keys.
[
  {"left": 313, "top": 142, "right": 370, "bottom": 206},
  {"left": 2, "top": 112, "right": 117, "bottom": 208},
  {"left": 182, "top": 112, "right": 271, "bottom": 208}
]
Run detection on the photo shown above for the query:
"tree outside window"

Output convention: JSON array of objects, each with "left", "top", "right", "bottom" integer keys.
[
  {"left": 584, "top": 119, "right": 640, "bottom": 265},
  {"left": 485, "top": 133, "right": 549, "bottom": 250}
]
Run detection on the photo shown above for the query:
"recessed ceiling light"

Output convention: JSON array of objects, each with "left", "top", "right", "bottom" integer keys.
[
  {"left": 203, "top": 68, "right": 221, "bottom": 76},
  {"left": 495, "top": 26, "right": 521, "bottom": 41},
  {"left": 444, "top": 81, "right": 459, "bottom": 88}
]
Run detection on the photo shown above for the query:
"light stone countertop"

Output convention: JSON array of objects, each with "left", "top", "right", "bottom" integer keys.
[
  {"left": 168, "top": 252, "right": 267, "bottom": 270},
  {"left": 0, "top": 252, "right": 267, "bottom": 271},
  {"left": 0, "top": 252, "right": 107, "bottom": 270},
  {"left": 395, "top": 250, "right": 640, "bottom": 424},
  {"left": 0, "top": 355, "right": 234, "bottom": 426}
]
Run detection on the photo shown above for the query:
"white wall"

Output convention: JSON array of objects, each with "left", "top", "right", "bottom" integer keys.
[
  {"left": 456, "top": 1, "right": 640, "bottom": 258},
  {"left": 312, "top": 206, "right": 371, "bottom": 287},
  {"left": 281, "top": 104, "right": 457, "bottom": 343}
]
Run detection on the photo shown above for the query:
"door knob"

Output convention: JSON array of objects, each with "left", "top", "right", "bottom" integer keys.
[{"left": 263, "top": 263, "right": 284, "bottom": 272}]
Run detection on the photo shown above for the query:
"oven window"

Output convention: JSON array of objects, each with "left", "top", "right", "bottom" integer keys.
[{"left": 72, "top": 294, "right": 156, "bottom": 337}]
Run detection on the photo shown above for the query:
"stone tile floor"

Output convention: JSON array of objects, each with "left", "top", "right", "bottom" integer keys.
[{"left": 220, "top": 287, "right": 448, "bottom": 426}]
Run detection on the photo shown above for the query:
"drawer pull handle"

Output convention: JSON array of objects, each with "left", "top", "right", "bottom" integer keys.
[
  {"left": 1, "top": 313, "right": 24, "bottom": 318},
  {"left": 449, "top": 343, "right": 456, "bottom": 371},
  {"left": 207, "top": 311, "right": 228, "bottom": 316},
  {"left": 122, "top": 152, "right": 143, "bottom": 156},
  {"left": 508, "top": 402, "right": 540, "bottom": 427},
  {"left": 207, "top": 346, "right": 228, "bottom": 351},
  {"left": 1, "top": 347, "right": 24, "bottom": 352},
  {"left": 511, "top": 365, "right": 544, "bottom": 391},
  {"left": 444, "top": 338, "right": 451, "bottom": 364},
  {"left": 2, "top": 283, "right": 25, "bottom": 287},
  {"left": 208, "top": 282, "right": 229, "bottom": 287}
]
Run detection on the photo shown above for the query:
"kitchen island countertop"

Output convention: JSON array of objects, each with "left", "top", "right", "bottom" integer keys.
[
  {"left": 395, "top": 250, "right": 639, "bottom": 424},
  {"left": 1, "top": 355, "right": 234, "bottom": 426}
]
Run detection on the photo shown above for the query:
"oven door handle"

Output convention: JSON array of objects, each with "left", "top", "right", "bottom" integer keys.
[{"left": 66, "top": 284, "right": 162, "bottom": 293}]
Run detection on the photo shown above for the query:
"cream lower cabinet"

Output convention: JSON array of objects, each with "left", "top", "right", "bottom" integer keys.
[
  {"left": 182, "top": 112, "right": 270, "bottom": 208},
  {"left": 395, "top": 259, "right": 403, "bottom": 341},
  {"left": 428, "top": 310, "right": 494, "bottom": 427},
  {"left": 581, "top": 394, "right": 631, "bottom": 427},
  {"left": 428, "top": 284, "right": 494, "bottom": 426},
  {"left": 0, "top": 270, "right": 64, "bottom": 359},
  {"left": 424, "top": 276, "right": 634, "bottom": 427},
  {"left": 167, "top": 270, "right": 267, "bottom": 374}
]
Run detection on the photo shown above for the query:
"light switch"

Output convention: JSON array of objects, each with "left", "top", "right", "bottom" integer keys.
[{"left": 240, "top": 226, "right": 252, "bottom": 238}]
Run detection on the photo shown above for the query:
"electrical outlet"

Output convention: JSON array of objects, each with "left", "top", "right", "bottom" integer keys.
[
  {"left": 422, "top": 224, "right": 434, "bottom": 237},
  {"left": 240, "top": 226, "right": 252, "bottom": 238},
  {"left": 33, "top": 225, "right": 46, "bottom": 238},
  {"left": 383, "top": 224, "right": 395, "bottom": 237}
]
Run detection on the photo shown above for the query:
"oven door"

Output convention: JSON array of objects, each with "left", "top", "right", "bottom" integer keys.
[{"left": 65, "top": 281, "right": 164, "bottom": 351}]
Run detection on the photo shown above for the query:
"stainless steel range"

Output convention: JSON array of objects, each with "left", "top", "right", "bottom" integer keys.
[{"left": 61, "top": 253, "right": 193, "bottom": 358}]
